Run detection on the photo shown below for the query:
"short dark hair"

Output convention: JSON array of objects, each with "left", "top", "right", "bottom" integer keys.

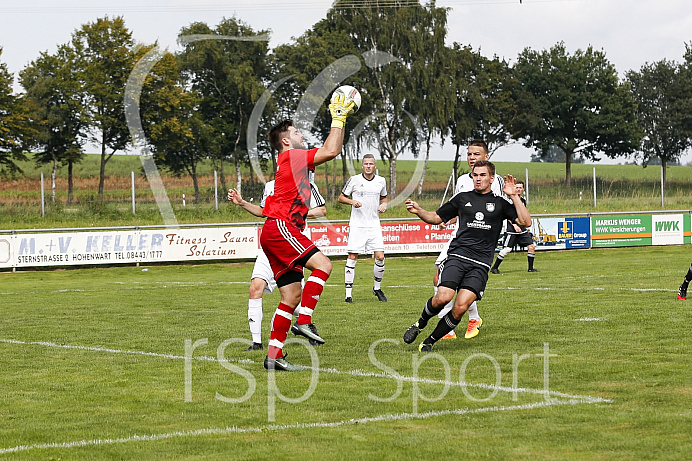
[
  {"left": 472, "top": 159, "right": 495, "bottom": 177},
  {"left": 362, "top": 153, "right": 375, "bottom": 161},
  {"left": 516, "top": 179, "right": 525, "bottom": 187},
  {"left": 269, "top": 120, "right": 293, "bottom": 152},
  {"left": 468, "top": 139, "right": 488, "bottom": 154}
]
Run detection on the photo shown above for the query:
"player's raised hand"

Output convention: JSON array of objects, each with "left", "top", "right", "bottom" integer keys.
[
  {"left": 405, "top": 199, "right": 421, "bottom": 215},
  {"left": 503, "top": 174, "right": 519, "bottom": 196},
  {"left": 227, "top": 188, "right": 243, "bottom": 205},
  {"left": 329, "top": 93, "right": 355, "bottom": 129}
]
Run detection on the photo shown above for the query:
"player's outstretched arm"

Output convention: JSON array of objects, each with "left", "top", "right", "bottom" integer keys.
[
  {"left": 503, "top": 175, "right": 531, "bottom": 227},
  {"left": 406, "top": 199, "right": 443, "bottom": 225},
  {"left": 314, "top": 93, "right": 355, "bottom": 166},
  {"left": 228, "top": 188, "right": 264, "bottom": 218},
  {"left": 307, "top": 206, "right": 326, "bottom": 219}
]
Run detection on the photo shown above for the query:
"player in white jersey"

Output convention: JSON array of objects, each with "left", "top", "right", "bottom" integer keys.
[
  {"left": 433, "top": 140, "right": 507, "bottom": 340},
  {"left": 227, "top": 173, "right": 325, "bottom": 351},
  {"left": 338, "top": 153, "right": 388, "bottom": 303}
]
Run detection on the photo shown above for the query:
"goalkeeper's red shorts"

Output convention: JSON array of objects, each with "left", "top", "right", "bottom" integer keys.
[{"left": 259, "top": 218, "right": 316, "bottom": 280}]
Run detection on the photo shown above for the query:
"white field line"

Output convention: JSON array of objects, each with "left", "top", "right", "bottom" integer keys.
[
  {"left": 0, "top": 399, "right": 589, "bottom": 455},
  {"left": 0, "top": 338, "right": 612, "bottom": 404},
  {"left": 502, "top": 286, "right": 670, "bottom": 292}
]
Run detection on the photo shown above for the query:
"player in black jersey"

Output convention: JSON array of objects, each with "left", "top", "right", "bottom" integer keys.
[{"left": 403, "top": 160, "right": 531, "bottom": 352}]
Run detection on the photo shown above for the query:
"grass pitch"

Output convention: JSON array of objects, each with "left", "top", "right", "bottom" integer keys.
[{"left": 0, "top": 246, "right": 690, "bottom": 459}]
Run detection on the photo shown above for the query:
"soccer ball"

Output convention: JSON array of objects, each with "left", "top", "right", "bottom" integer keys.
[{"left": 331, "top": 85, "right": 361, "bottom": 113}]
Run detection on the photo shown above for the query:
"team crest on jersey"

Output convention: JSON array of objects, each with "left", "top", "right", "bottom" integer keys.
[
  {"left": 475, "top": 212, "right": 484, "bottom": 221},
  {"left": 486, "top": 203, "right": 495, "bottom": 212}
]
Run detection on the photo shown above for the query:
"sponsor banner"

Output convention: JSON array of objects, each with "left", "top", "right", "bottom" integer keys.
[
  {"left": 1, "top": 227, "right": 260, "bottom": 269},
  {"left": 3, "top": 214, "right": 687, "bottom": 268},
  {"left": 559, "top": 217, "right": 591, "bottom": 249},
  {"left": 591, "top": 215, "right": 652, "bottom": 247},
  {"left": 12, "top": 231, "right": 143, "bottom": 267},
  {"left": 528, "top": 217, "right": 591, "bottom": 250},
  {"left": 651, "top": 214, "right": 684, "bottom": 246},
  {"left": 142, "top": 227, "right": 258, "bottom": 263},
  {"left": 0, "top": 236, "right": 10, "bottom": 265},
  {"left": 308, "top": 221, "right": 456, "bottom": 256}
]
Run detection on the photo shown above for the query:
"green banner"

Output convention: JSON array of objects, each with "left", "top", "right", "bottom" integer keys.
[{"left": 591, "top": 215, "right": 652, "bottom": 248}]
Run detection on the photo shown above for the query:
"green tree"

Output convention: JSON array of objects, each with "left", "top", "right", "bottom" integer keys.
[
  {"left": 680, "top": 43, "right": 692, "bottom": 142},
  {"left": 627, "top": 59, "right": 691, "bottom": 184},
  {"left": 72, "top": 16, "right": 137, "bottom": 200},
  {"left": 444, "top": 44, "right": 476, "bottom": 176},
  {"left": 530, "top": 144, "right": 585, "bottom": 163},
  {"left": 408, "top": 4, "right": 451, "bottom": 195},
  {"left": 20, "top": 44, "right": 87, "bottom": 202},
  {"left": 139, "top": 50, "right": 209, "bottom": 202},
  {"left": 513, "top": 42, "right": 641, "bottom": 187},
  {"left": 177, "top": 17, "right": 270, "bottom": 194},
  {"left": 467, "top": 53, "right": 521, "bottom": 156},
  {"left": 325, "top": 0, "right": 450, "bottom": 196},
  {"left": 0, "top": 48, "right": 33, "bottom": 176},
  {"left": 444, "top": 45, "right": 520, "bottom": 177},
  {"left": 271, "top": 18, "right": 366, "bottom": 196}
]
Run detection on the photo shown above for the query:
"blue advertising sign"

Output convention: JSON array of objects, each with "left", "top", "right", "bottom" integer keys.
[{"left": 560, "top": 217, "right": 590, "bottom": 249}]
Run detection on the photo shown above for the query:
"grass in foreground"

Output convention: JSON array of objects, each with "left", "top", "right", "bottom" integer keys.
[{"left": 0, "top": 246, "right": 690, "bottom": 459}]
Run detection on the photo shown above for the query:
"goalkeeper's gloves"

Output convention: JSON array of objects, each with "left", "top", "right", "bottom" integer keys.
[{"left": 329, "top": 93, "right": 356, "bottom": 129}]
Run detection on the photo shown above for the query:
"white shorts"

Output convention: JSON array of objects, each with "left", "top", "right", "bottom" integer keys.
[
  {"left": 251, "top": 250, "right": 277, "bottom": 294},
  {"left": 347, "top": 226, "right": 385, "bottom": 254}
]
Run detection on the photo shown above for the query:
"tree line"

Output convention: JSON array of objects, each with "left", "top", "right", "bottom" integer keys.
[{"left": 1, "top": 1, "right": 691, "bottom": 203}]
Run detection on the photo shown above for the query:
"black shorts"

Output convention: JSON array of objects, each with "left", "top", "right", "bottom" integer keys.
[
  {"left": 502, "top": 232, "right": 534, "bottom": 249},
  {"left": 437, "top": 256, "right": 488, "bottom": 301}
]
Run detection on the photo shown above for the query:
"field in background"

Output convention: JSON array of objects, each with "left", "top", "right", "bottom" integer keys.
[
  {"left": 1, "top": 154, "right": 691, "bottom": 229},
  {"left": 0, "top": 246, "right": 690, "bottom": 459}
]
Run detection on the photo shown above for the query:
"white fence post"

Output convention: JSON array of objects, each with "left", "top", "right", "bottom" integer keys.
[
  {"left": 214, "top": 170, "right": 219, "bottom": 211},
  {"left": 40, "top": 172, "right": 45, "bottom": 217},
  {"left": 660, "top": 165, "right": 664, "bottom": 208},
  {"left": 131, "top": 171, "right": 136, "bottom": 215},
  {"left": 593, "top": 167, "right": 597, "bottom": 208},
  {"left": 525, "top": 168, "right": 529, "bottom": 205}
]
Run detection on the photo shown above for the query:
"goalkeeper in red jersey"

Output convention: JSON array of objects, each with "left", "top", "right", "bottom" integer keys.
[{"left": 259, "top": 94, "right": 355, "bottom": 371}]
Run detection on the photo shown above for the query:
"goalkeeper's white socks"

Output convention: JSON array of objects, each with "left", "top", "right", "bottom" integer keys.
[
  {"left": 373, "top": 258, "right": 385, "bottom": 290},
  {"left": 248, "top": 298, "right": 263, "bottom": 344}
]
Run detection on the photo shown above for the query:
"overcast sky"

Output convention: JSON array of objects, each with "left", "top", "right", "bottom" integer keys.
[{"left": 2, "top": 0, "right": 692, "bottom": 163}]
